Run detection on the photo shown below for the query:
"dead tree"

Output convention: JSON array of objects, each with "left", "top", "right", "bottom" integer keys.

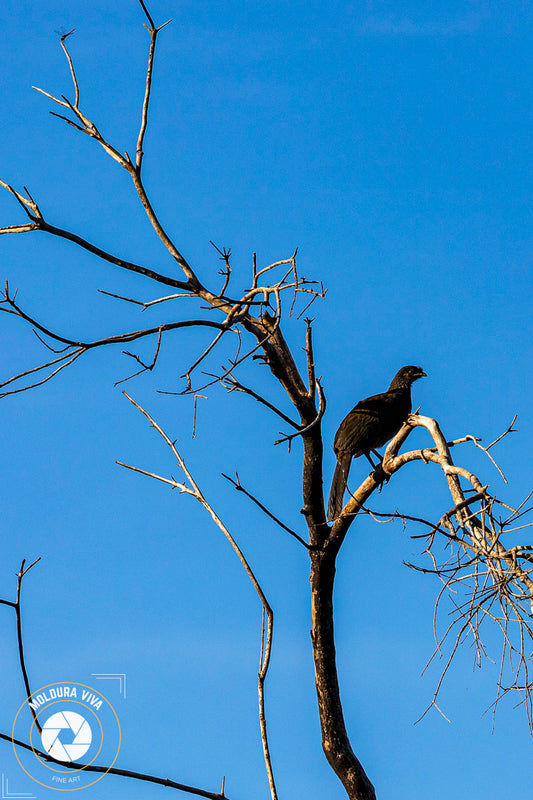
[{"left": 0, "top": 4, "right": 532, "bottom": 799}]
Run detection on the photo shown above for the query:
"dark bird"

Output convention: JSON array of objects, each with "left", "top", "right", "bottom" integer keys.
[{"left": 327, "top": 365, "right": 426, "bottom": 521}]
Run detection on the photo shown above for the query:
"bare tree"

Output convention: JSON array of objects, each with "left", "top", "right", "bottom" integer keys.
[{"left": 0, "top": 4, "right": 532, "bottom": 799}]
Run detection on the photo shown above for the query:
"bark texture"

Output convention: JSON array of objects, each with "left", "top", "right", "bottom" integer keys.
[{"left": 310, "top": 549, "right": 377, "bottom": 800}]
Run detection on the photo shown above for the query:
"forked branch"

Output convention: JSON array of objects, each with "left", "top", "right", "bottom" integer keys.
[
  {"left": 0, "top": 282, "right": 235, "bottom": 396},
  {"left": 118, "top": 392, "right": 279, "bottom": 800}
]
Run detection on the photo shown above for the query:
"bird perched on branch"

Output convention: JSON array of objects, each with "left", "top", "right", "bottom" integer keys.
[{"left": 327, "top": 365, "right": 426, "bottom": 521}]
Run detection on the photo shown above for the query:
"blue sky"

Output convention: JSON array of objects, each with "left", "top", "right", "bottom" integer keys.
[{"left": 0, "top": 1, "right": 532, "bottom": 798}]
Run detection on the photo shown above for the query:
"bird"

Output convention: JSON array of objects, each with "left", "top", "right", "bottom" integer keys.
[{"left": 327, "top": 365, "right": 426, "bottom": 521}]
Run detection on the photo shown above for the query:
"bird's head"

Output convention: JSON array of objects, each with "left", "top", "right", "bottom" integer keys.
[{"left": 390, "top": 365, "right": 427, "bottom": 389}]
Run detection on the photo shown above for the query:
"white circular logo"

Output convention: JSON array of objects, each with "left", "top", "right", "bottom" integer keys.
[
  {"left": 40, "top": 711, "right": 92, "bottom": 762},
  {"left": 13, "top": 681, "right": 121, "bottom": 790}
]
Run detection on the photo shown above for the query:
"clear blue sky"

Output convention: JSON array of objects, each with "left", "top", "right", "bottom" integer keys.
[{"left": 0, "top": 1, "right": 532, "bottom": 798}]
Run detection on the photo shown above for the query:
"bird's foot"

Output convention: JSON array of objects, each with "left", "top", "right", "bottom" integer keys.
[{"left": 370, "top": 462, "right": 390, "bottom": 488}]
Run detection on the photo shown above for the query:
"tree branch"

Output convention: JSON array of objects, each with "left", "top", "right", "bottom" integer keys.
[
  {"left": 0, "top": 732, "right": 229, "bottom": 799},
  {"left": 136, "top": 2, "right": 172, "bottom": 171},
  {"left": 0, "top": 182, "right": 193, "bottom": 291},
  {"left": 119, "top": 392, "right": 279, "bottom": 800},
  {"left": 222, "top": 374, "right": 300, "bottom": 429},
  {"left": 222, "top": 472, "right": 310, "bottom": 549}
]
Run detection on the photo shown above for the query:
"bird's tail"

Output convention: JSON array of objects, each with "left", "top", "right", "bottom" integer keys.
[{"left": 327, "top": 455, "right": 351, "bottom": 522}]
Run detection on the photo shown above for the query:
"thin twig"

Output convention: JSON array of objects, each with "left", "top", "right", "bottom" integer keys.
[
  {"left": 222, "top": 375, "right": 299, "bottom": 429},
  {"left": 222, "top": 472, "right": 310, "bottom": 549},
  {"left": 59, "top": 29, "right": 79, "bottom": 106},
  {"left": 115, "top": 326, "right": 163, "bottom": 385},
  {"left": 10, "top": 558, "right": 42, "bottom": 731},
  {"left": 136, "top": 3, "right": 172, "bottom": 170},
  {"left": 305, "top": 317, "right": 316, "bottom": 400},
  {"left": 274, "top": 378, "right": 326, "bottom": 450}
]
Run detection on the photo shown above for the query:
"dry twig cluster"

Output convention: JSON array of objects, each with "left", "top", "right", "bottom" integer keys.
[{"left": 361, "top": 415, "right": 533, "bottom": 730}]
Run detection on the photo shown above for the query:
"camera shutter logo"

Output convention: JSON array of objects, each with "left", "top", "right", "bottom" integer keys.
[
  {"left": 40, "top": 710, "right": 92, "bottom": 762},
  {"left": 12, "top": 681, "right": 121, "bottom": 790}
]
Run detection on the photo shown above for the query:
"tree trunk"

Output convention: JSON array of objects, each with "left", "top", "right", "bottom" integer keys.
[{"left": 310, "top": 549, "right": 376, "bottom": 800}]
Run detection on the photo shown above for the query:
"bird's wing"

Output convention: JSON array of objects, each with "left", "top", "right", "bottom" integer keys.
[
  {"left": 334, "top": 400, "right": 383, "bottom": 453},
  {"left": 334, "top": 390, "right": 405, "bottom": 454},
  {"left": 352, "top": 390, "right": 395, "bottom": 412}
]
